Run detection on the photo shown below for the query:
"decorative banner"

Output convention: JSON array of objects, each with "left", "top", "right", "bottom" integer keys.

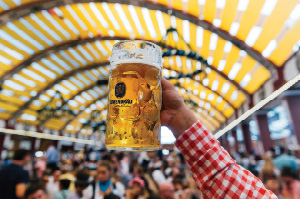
[{"left": 0, "top": 73, "right": 299, "bottom": 144}]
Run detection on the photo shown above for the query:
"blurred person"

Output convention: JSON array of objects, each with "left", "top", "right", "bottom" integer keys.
[
  {"left": 159, "top": 182, "right": 178, "bottom": 199},
  {"left": 53, "top": 179, "right": 72, "bottom": 199},
  {"left": 126, "top": 177, "right": 161, "bottom": 199},
  {"left": 46, "top": 145, "right": 59, "bottom": 169},
  {"left": 0, "top": 149, "right": 30, "bottom": 199},
  {"left": 172, "top": 178, "right": 184, "bottom": 199},
  {"left": 118, "top": 152, "right": 131, "bottom": 187},
  {"left": 172, "top": 177, "right": 198, "bottom": 199},
  {"left": 281, "top": 167, "right": 300, "bottom": 199},
  {"left": 60, "top": 171, "right": 76, "bottom": 192},
  {"left": 46, "top": 167, "right": 61, "bottom": 197},
  {"left": 35, "top": 156, "right": 47, "bottom": 178},
  {"left": 274, "top": 147, "right": 299, "bottom": 171},
  {"left": 132, "top": 164, "right": 159, "bottom": 195},
  {"left": 25, "top": 184, "right": 49, "bottom": 199},
  {"left": 42, "top": 170, "right": 51, "bottom": 189},
  {"left": 260, "top": 153, "right": 280, "bottom": 183},
  {"left": 265, "top": 177, "right": 282, "bottom": 199},
  {"left": 152, "top": 160, "right": 170, "bottom": 185},
  {"left": 67, "top": 170, "right": 93, "bottom": 199},
  {"left": 149, "top": 155, "right": 162, "bottom": 170},
  {"left": 93, "top": 161, "right": 125, "bottom": 199},
  {"left": 159, "top": 77, "right": 277, "bottom": 198}
]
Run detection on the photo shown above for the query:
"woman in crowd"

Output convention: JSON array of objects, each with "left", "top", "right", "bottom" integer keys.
[{"left": 126, "top": 177, "right": 160, "bottom": 199}]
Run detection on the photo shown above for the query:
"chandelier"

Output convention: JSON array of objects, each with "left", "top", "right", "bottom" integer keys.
[
  {"left": 37, "top": 90, "right": 75, "bottom": 121},
  {"left": 81, "top": 110, "right": 106, "bottom": 135}
]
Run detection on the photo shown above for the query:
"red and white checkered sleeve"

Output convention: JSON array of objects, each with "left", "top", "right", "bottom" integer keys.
[{"left": 175, "top": 121, "right": 278, "bottom": 199}]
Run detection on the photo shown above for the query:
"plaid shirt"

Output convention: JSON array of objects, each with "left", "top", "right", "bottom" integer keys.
[{"left": 175, "top": 121, "right": 278, "bottom": 199}]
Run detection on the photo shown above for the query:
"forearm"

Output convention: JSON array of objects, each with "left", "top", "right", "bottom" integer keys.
[{"left": 175, "top": 121, "right": 278, "bottom": 199}]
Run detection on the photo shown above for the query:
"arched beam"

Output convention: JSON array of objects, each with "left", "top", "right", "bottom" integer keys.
[
  {"left": 176, "top": 86, "right": 227, "bottom": 120},
  {"left": 40, "top": 83, "right": 108, "bottom": 128},
  {"left": 0, "top": 36, "right": 118, "bottom": 83},
  {"left": 61, "top": 96, "right": 219, "bottom": 134},
  {"left": 60, "top": 96, "right": 108, "bottom": 132},
  {"left": 166, "top": 55, "right": 249, "bottom": 97},
  {"left": 0, "top": 36, "right": 247, "bottom": 100},
  {"left": 158, "top": 67, "right": 235, "bottom": 109},
  {"left": 11, "top": 62, "right": 110, "bottom": 121},
  {"left": 0, "top": 0, "right": 276, "bottom": 71},
  {"left": 6, "top": 38, "right": 238, "bottom": 122},
  {"left": 180, "top": 79, "right": 236, "bottom": 109}
]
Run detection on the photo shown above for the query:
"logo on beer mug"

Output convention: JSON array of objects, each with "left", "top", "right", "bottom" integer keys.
[{"left": 115, "top": 82, "right": 126, "bottom": 98}]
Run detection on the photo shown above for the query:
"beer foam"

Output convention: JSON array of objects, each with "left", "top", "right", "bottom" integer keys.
[{"left": 110, "top": 59, "right": 162, "bottom": 70}]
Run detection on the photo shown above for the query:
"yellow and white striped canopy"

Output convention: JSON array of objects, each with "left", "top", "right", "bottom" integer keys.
[{"left": 0, "top": 0, "right": 299, "bottom": 134}]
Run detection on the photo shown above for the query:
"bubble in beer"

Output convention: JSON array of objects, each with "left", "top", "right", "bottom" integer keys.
[
  {"left": 145, "top": 67, "right": 159, "bottom": 86},
  {"left": 143, "top": 102, "right": 159, "bottom": 122}
]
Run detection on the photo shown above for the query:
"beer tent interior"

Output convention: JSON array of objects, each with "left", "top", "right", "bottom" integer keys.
[{"left": 0, "top": 0, "right": 299, "bottom": 145}]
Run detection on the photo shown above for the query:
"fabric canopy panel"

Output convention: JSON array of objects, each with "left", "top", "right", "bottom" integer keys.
[{"left": 0, "top": 0, "right": 299, "bottom": 134}]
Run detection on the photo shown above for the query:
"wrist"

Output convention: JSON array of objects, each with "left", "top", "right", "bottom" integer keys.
[{"left": 168, "top": 105, "right": 197, "bottom": 139}]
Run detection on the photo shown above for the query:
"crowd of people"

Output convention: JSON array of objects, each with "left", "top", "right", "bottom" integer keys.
[
  {"left": 1, "top": 78, "right": 300, "bottom": 199},
  {"left": 0, "top": 146, "right": 201, "bottom": 199},
  {"left": 233, "top": 146, "right": 300, "bottom": 199},
  {"left": 1, "top": 144, "right": 300, "bottom": 199}
]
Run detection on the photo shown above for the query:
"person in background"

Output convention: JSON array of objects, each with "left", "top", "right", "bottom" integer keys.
[
  {"left": 0, "top": 149, "right": 30, "bottom": 199},
  {"left": 35, "top": 156, "right": 47, "bottom": 178},
  {"left": 125, "top": 177, "right": 161, "bottom": 199},
  {"left": 93, "top": 161, "right": 124, "bottom": 199},
  {"left": 273, "top": 147, "right": 299, "bottom": 171},
  {"left": 42, "top": 170, "right": 51, "bottom": 189},
  {"left": 265, "top": 177, "right": 282, "bottom": 199},
  {"left": 46, "top": 167, "right": 61, "bottom": 197},
  {"left": 25, "top": 184, "right": 49, "bottom": 199},
  {"left": 281, "top": 167, "right": 300, "bottom": 199},
  {"left": 46, "top": 145, "right": 59, "bottom": 169},
  {"left": 52, "top": 179, "right": 72, "bottom": 199},
  {"left": 260, "top": 152, "right": 280, "bottom": 183},
  {"left": 159, "top": 182, "right": 177, "bottom": 199},
  {"left": 67, "top": 170, "right": 92, "bottom": 199}
]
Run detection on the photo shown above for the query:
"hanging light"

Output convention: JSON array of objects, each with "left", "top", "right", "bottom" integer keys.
[{"left": 37, "top": 90, "right": 75, "bottom": 121}]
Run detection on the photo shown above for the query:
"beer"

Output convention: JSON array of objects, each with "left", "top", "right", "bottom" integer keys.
[{"left": 106, "top": 41, "right": 162, "bottom": 151}]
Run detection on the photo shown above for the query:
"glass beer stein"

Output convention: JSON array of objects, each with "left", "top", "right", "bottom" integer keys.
[{"left": 106, "top": 40, "right": 162, "bottom": 151}]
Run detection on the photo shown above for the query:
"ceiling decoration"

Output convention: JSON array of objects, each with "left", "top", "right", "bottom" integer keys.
[{"left": 0, "top": 0, "right": 299, "bottom": 135}]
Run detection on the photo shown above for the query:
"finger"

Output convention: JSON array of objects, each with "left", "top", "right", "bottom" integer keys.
[{"left": 161, "top": 77, "right": 175, "bottom": 91}]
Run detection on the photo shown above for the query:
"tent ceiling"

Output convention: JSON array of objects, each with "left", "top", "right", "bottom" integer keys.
[{"left": 0, "top": 0, "right": 299, "bottom": 134}]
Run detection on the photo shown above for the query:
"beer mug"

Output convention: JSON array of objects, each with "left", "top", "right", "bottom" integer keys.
[{"left": 106, "top": 40, "right": 162, "bottom": 151}]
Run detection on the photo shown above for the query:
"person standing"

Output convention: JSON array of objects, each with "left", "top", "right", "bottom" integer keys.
[
  {"left": 0, "top": 149, "right": 30, "bottom": 199},
  {"left": 273, "top": 147, "right": 299, "bottom": 171},
  {"left": 281, "top": 167, "right": 300, "bottom": 199},
  {"left": 46, "top": 167, "right": 61, "bottom": 197},
  {"left": 93, "top": 161, "right": 124, "bottom": 199},
  {"left": 25, "top": 185, "right": 49, "bottom": 199},
  {"left": 46, "top": 145, "right": 59, "bottom": 169}
]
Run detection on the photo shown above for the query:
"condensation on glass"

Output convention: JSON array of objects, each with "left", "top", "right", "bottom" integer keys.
[{"left": 106, "top": 40, "right": 162, "bottom": 151}]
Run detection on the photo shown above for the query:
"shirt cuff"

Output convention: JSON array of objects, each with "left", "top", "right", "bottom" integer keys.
[{"left": 174, "top": 120, "right": 218, "bottom": 166}]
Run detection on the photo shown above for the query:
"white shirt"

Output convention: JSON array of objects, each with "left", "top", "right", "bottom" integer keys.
[
  {"left": 94, "top": 181, "right": 125, "bottom": 199},
  {"left": 46, "top": 176, "right": 59, "bottom": 197},
  {"left": 152, "top": 170, "right": 166, "bottom": 185}
]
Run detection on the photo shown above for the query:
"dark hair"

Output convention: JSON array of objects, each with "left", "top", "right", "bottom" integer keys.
[
  {"left": 99, "top": 161, "right": 112, "bottom": 171},
  {"left": 281, "top": 167, "right": 296, "bottom": 178},
  {"left": 13, "top": 149, "right": 29, "bottom": 161},
  {"left": 42, "top": 170, "right": 51, "bottom": 177},
  {"left": 75, "top": 170, "right": 90, "bottom": 187},
  {"left": 280, "top": 146, "right": 286, "bottom": 154},
  {"left": 51, "top": 167, "right": 61, "bottom": 175},
  {"left": 25, "top": 185, "right": 46, "bottom": 199},
  {"left": 60, "top": 179, "right": 71, "bottom": 190}
]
